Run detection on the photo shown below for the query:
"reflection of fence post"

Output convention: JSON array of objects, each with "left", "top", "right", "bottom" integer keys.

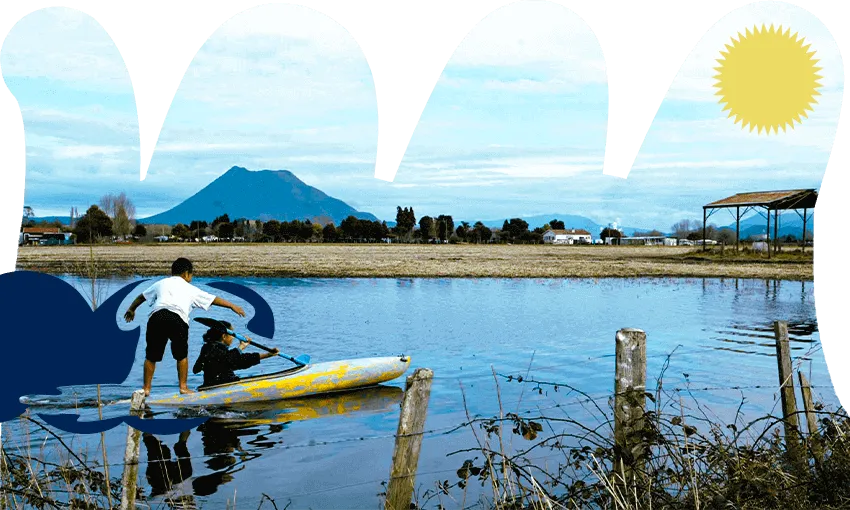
[
  {"left": 385, "top": 368, "right": 433, "bottom": 510},
  {"left": 120, "top": 390, "right": 146, "bottom": 510},
  {"left": 614, "top": 328, "right": 647, "bottom": 487},
  {"left": 798, "top": 371, "right": 823, "bottom": 463},
  {"left": 773, "top": 321, "right": 804, "bottom": 470}
]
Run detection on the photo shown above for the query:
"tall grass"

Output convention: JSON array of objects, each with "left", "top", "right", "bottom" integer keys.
[{"left": 415, "top": 366, "right": 849, "bottom": 510}]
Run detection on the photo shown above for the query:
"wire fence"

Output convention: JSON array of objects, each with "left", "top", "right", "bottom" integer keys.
[{"left": 2, "top": 334, "right": 843, "bottom": 509}]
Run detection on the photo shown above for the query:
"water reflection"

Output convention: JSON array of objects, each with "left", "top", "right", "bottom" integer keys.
[
  {"left": 141, "top": 385, "right": 403, "bottom": 500},
  {"left": 144, "top": 430, "right": 196, "bottom": 506}
]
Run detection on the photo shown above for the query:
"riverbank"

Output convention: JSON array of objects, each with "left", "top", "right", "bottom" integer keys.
[{"left": 15, "top": 244, "right": 813, "bottom": 280}]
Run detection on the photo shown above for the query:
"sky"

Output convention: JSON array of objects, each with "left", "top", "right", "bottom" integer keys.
[{"left": 0, "top": 1, "right": 842, "bottom": 230}]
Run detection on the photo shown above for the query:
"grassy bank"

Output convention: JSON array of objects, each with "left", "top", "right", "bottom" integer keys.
[{"left": 15, "top": 244, "right": 813, "bottom": 280}]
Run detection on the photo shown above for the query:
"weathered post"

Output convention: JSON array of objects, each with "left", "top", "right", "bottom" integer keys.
[
  {"left": 773, "top": 321, "right": 804, "bottom": 468},
  {"left": 120, "top": 390, "right": 146, "bottom": 510},
  {"left": 798, "top": 371, "right": 823, "bottom": 463},
  {"left": 0, "top": 425, "right": 9, "bottom": 510},
  {"left": 614, "top": 328, "right": 647, "bottom": 487},
  {"left": 385, "top": 368, "right": 434, "bottom": 510}
]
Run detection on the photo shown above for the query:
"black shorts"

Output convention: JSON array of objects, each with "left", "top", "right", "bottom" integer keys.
[{"left": 145, "top": 309, "right": 189, "bottom": 362}]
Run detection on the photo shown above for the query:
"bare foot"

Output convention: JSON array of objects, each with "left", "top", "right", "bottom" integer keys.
[
  {"left": 179, "top": 387, "right": 195, "bottom": 395},
  {"left": 143, "top": 388, "right": 151, "bottom": 397}
]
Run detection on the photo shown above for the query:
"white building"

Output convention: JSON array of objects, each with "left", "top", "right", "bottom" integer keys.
[{"left": 543, "top": 229, "right": 592, "bottom": 245}]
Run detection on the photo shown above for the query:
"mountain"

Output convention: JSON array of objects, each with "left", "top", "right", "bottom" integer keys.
[
  {"left": 721, "top": 213, "right": 813, "bottom": 240},
  {"left": 27, "top": 216, "right": 72, "bottom": 225},
  {"left": 475, "top": 214, "right": 641, "bottom": 236},
  {"left": 140, "top": 166, "right": 379, "bottom": 225}
]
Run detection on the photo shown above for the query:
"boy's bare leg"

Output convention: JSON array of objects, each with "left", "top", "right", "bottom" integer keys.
[
  {"left": 143, "top": 360, "right": 156, "bottom": 396},
  {"left": 177, "top": 358, "right": 194, "bottom": 394}
]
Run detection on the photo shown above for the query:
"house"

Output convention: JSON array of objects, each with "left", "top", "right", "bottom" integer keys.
[
  {"left": 20, "top": 227, "right": 71, "bottom": 246},
  {"left": 543, "top": 229, "right": 592, "bottom": 245}
]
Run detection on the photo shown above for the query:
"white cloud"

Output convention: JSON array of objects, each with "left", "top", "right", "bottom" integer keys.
[
  {"left": 1, "top": 8, "right": 130, "bottom": 90},
  {"left": 167, "top": 4, "right": 376, "bottom": 120},
  {"left": 53, "top": 144, "right": 127, "bottom": 159},
  {"left": 631, "top": 159, "right": 769, "bottom": 170},
  {"left": 446, "top": 0, "right": 606, "bottom": 84}
]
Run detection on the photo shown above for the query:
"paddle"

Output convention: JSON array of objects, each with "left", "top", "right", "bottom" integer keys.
[{"left": 194, "top": 317, "right": 310, "bottom": 367}]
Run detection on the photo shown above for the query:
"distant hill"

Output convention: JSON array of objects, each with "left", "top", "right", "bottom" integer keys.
[
  {"left": 721, "top": 213, "right": 813, "bottom": 239},
  {"left": 140, "top": 166, "right": 379, "bottom": 225},
  {"left": 475, "top": 214, "right": 640, "bottom": 236},
  {"left": 27, "top": 216, "right": 72, "bottom": 225}
]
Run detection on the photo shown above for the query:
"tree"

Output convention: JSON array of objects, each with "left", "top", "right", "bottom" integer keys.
[
  {"left": 456, "top": 221, "right": 471, "bottom": 242},
  {"left": 600, "top": 227, "right": 622, "bottom": 242},
  {"left": 501, "top": 218, "right": 530, "bottom": 243},
  {"left": 298, "top": 220, "right": 314, "bottom": 241},
  {"left": 22, "top": 206, "right": 35, "bottom": 228},
  {"left": 218, "top": 222, "right": 235, "bottom": 239},
  {"left": 339, "top": 216, "right": 360, "bottom": 240},
  {"left": 671, "top": 219, "right": 694, "bottom": 240},
  {"left": 323, "top": 223, "right": 339, "bottom": 242},
  {"left": 718, "top": 228, "right": 736, "bottom": 245},
  {"left": 419, "top": 216, "right": 434, "bottom": 242},
  {"left": 472, "top": 221, "right": 492, "bottom": 244},
  {"left": 100, "top": 192, "right": 136, "bottom": 239},
  {"left": 395, "top": 206, "right": 416, "bottom": 240},
  {"left": 550, "top": 219, "right": 565, "bottom": 230},
  {"left": 74, "top": 205, "right": 113, "bottom": 243},
  {"left": 189, "top": 220, "right": 209, "bottom": 239},
  {"left": 172, "top": 223, "right": 191, "bottom": 239},
  {"left": 263, "top": 220, "right": 281, "bottom": 242},
  {"left": 133, "top": 223, "right": 147, "bottom": 238},
  {"left": 212, "top": 214, "right": 231, "bottom": 229},
  {"left": 436, "top": 215, "right": 454, "bottom": 242}
]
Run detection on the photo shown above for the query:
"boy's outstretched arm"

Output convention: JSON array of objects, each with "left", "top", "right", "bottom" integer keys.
[
  {"left": 124, "top": 294, "right": 147, "bottom": 322},
  {"left": 212, "top": 296, "right": 246, "bottom": 317}
]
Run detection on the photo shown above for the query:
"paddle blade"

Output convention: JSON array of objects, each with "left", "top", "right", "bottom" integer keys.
[{"left": 294, "top": 354, "right": 311, "bottom": 366}]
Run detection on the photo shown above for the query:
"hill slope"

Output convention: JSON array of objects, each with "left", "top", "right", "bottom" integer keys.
[{"left": 140, "top": 166, "right": 379, "bottom": 225}]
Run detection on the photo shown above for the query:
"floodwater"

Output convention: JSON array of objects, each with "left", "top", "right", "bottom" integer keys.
[{"left": 2, "top": 277, "right": 839, "bottom": 509}]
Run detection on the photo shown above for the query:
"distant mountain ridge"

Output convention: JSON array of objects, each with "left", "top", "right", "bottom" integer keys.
[
  {"left": 140, "top": 166, "right": 378, "bottom": 225},
  {"left": 475, "top": 214, "right": 641, "bottom": 236}
]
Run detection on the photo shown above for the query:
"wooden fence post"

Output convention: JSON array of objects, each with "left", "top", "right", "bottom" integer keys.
[
  {"left": 120, "top": 390, "right": 146, "bottom": 510},
  {"left": 0, "top": 425, "right": 9, "bottom": 510},
  {"left": 614, "top": 328, "right": 647, "bottom": 486},
  {"left": 773, "top": 321, "right": 804, "bottom": 469},
  {"left": 385, "top": 368, "right": 434, "bottom": 510},
  {"left": 798, "top": 371, "right": 823, "bottom": 463}
]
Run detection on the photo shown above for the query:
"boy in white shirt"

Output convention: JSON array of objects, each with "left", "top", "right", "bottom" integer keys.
[{"left": 123, "top": 257, "right": 245, "bottom": 396}]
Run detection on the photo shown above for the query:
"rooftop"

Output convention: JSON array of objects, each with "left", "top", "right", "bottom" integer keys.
[{"left": 704, "top": 189, "right": 818, "bottom": 209}]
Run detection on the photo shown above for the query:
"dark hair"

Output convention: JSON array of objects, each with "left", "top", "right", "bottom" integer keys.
[
  {"left": 202, "top": 321, "right": 232, "bottom": 343},
  {"left": 171, "top": 257, "right": 193, "bottom": 276}
]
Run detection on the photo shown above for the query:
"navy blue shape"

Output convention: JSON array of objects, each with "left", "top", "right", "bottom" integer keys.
[
  {"left": 38, "top": 413, "right": 207, "bottom": 434},
  {"left": 207, "top": 281, "right": 274, "bottom": 338},
  {"left": 0, "top": 272, "right": 146, "bottom": 423}
]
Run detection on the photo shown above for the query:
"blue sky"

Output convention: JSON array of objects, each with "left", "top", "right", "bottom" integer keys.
[{"left": 1, "top": 1, "right": 842, "bottom": 230}]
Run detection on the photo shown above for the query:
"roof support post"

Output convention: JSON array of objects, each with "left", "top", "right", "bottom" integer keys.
[
  {"left": 802, "top": 208, "right": 808, "bottom": 253},
  {"left": 774, "top": 208, "right": 779, "bottom": 255},
  {"left": 702, "top": 207, "right": 707, "bottom": 252},
  {"left": 736, "top": 206, "right": 740, "bottom": 253},
  {"left": 766, "top": 206, "right": 771, "bottom": 260}
]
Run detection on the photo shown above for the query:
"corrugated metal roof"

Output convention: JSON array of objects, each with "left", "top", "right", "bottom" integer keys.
[{"left": 705, "top": 189, "right": 817, "bottom": 209}]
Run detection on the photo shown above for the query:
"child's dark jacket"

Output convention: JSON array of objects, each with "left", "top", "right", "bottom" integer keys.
[{"left": 192, "top": 342, "right": 261, "bottom": 387}]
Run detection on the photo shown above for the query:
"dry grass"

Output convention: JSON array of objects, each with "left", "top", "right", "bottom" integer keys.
[{"left": 16, "top": 243, "right": 813, "bottom": 280}]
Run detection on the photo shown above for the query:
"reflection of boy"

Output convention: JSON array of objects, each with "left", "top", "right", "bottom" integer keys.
[
  {"left": 124, "top": 257, "right": 245, "bottom": 396},
  {"left": 143, "top": 430, "right": 193, "bottom": 497}
]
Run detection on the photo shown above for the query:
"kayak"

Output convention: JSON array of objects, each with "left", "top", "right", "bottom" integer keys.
[{"left": 146, "top": 355, "right": 411, "bottom": 407}]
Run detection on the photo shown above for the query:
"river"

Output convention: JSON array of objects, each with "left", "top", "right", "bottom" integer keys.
[{"left": 1, "top": 276, "right": 837, "bottom": 509}]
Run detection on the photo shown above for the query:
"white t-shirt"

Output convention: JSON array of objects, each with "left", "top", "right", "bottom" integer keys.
[{"left": 142, "top": 276, "right": 216, "bottom": 324}]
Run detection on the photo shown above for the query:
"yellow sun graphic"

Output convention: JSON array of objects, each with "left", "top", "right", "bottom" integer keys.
[{"left": 713, "top": 24, "right": 822, "bottom": 134}]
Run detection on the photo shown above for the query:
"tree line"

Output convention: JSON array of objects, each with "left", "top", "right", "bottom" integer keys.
[{"left": 23, "top": 194, "right": 810, "bottom": 245}]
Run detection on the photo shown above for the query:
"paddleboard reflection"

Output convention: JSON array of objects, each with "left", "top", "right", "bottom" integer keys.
[{"left": 142, "top": 385, "right": 403, "bottom": 501}]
